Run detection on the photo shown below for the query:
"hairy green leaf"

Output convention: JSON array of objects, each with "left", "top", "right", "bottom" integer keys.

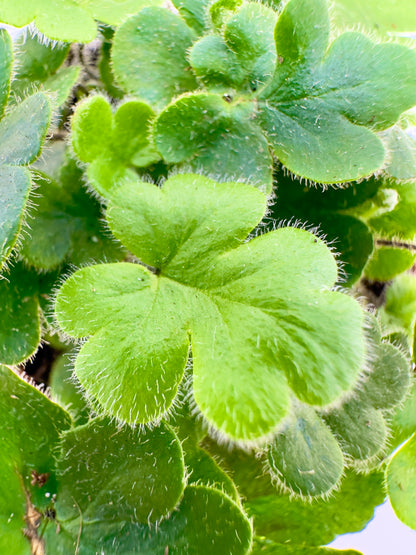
[
  {"left": 267, "top": 403, "right": 344, "bottom": 496},
  {"left": 71, "top": 95, "right": 159, "bottom": 197},
  {"left": 190, "top": 2, "right": 277, "bottom": 93},
  {"left": 154, "top": 93, "right": 274, "bottom": 192},
  {"left": 387, "top": 433, "right": 416, "bottom": 530},
  {"left": 54, "top": 419, "right": 185, "bottom": 525},
  {"left": 0, "top": 93, "right": 51, "bottom": 268},
  {"left": 256, "top": 0, "right": 416, "bottom": 182},
  {"left": 323, "top": 398, "right": 388, "bottom": 463},
  {"left": 55, "top": 174, "right": 365, "bottom": 443},
  {"left": 0, "top": 167, "right": 31, "bottom": 269},
  {"left": 112, "top": 7, "right": 198, "bottom": 110},
  {"left": 21, "top": 161, "right": 125, "bottom": 269},
  {"left": 0, "top": 0, "right": 163, "bottom": 43}
]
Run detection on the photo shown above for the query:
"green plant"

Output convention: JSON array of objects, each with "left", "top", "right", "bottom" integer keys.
[{"left": 1, "top": 0, "right": 416, "bottom": 553}]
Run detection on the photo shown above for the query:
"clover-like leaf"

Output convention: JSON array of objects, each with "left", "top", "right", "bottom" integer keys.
[
  {"left": 267, "top": 402, "right": 344, "bottom": 497},
  {"left": 387, "top": 433, "right": 416, "bottom": 530},
  {"left": 189, "top": 2, "right": 277, "bottom": 94},
  {"left": 155, "top": 0, "right": 416, "bottom": 184},
  {"left": 71, "top": 95, "right": 159, "bottom": 197},
  {"left": 20, "top": 160, "right": 125, "bottom": 269},
  {"left": 0, "top": 0, "right": 163, "bottom": 43},
  {"left": 0, "top": 365, "right": 71, "bottom": 551},
  {"left": 390, "top": 382, "right": 416, "bottom": 449},
  {"left": 257, "top": 0, "right": 416, "bottom": 183},
  {"left": 112, "top": 7, "right": 198, "bottom": 110},
  {"left": 55, "top": 174, "right": 365, "bottom": 443},
  {"left": 154, "top": 93, "right": 274, "bottom": 192}
]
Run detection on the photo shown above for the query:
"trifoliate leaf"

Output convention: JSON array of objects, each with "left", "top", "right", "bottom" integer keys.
[
  {"left": 71, "top": 95, "right": 159, "bottom": 197},
  {"left": 256, "top": 0, "right": 416, "bottom": 182},
  {"left": 322, "top": 398, "right": 388, "bottom": 462},
  {"left": 55, "top": 174, "right": 365, "bottom": 443},
  {"left": 20, "top": 161, "right": 125, "bottom": 269},
  {"left": 45, "top": 485, "right": 252, "bottom": 554},
  {"left": 54, "top": 419, "right": 185, "bottom": 525},
  {"left": 0, "top": 0, "right": 163, "bottom": 43},
  {"left": 387, "top": 433, "right": 416, "bottom": 530},
  {"left": 112, "top": 7, "right": 198, "bottom": 110},
  {"left": 267, "top": 403, "right": 344, "bottom": 497},
  {"left": 189, "top": 2, "right": 277, "bottom": 94},
  {"left": 364, "top": 246, "right": 416, "bottom": 281},
  {"left": 154, "top": 93, "right": 274, "bottom": 192},
  {"left": 0, "top": 365, "right": 71, "bottom": 550}
]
